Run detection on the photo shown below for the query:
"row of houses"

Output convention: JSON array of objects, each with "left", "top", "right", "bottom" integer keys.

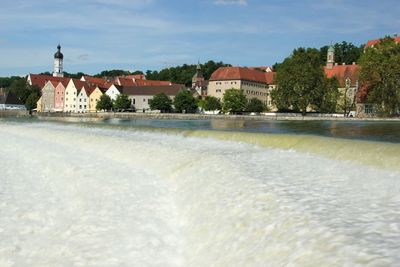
[
  {"left": 29, "top": 35, "right": 398, "bottom": 115},
  {"left": 30, "top": 74, "right": 186, "bottom": 113}
]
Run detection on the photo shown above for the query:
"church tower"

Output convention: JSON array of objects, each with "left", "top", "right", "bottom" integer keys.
[
  {"left": 192, "top": 62, "right": 204, "bottom": 88},
  {"left": 53, "top": 44, "right": 64, "bottom": 77},
  {"left": 326, "top": 45, "right": 335, "bottom": 70}
]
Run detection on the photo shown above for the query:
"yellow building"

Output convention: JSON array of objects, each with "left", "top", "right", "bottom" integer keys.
[
  {"left": 89, "top": 86, "right": 104, "bottom": 112},
  {"left": 36, "top": 96, "right": 43, "bottom": 112}
]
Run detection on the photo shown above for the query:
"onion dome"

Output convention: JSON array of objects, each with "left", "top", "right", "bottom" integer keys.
[{"left": 54, "top": 44, "right": 64, "bottom": 59}]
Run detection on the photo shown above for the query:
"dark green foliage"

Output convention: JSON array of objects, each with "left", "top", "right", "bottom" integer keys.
[
  {"left": 96, "top": 94, "right": 113, "bottom": 111},
  {"left": 25, "top": 91, "right": 40, "bottom": 111},
  {"left": 8, "top": 79, "right": 40, "bottom": 104},
  {"left": 272, "top": 48, "right": 328, "bottom": 115},
  {"left": 319, "top": 41, "right": 364, "bottom": 65},
  {"left": 113, "top": 94, "right": 131, "bottom": 110},
  {"left": 320, "top": 77, "right": 340, "bottom": 113},
  {"left": 64, "top": 72, "right": 87, "bottom": 79},
  {"left": 203, "top": 96, "right": 221, "bottom": 111},
  {"left": 359, "top": 37, "right": 400, "bottom": 116},
  {"left": 0, "top": 76, "right": 24, "bottom": 89},
  {"left": 146, "top": 60, "right": 230, "bottom": 86},
  {"left": 173, "top": 90, "right": 198, "bottom": 113},
  {"left": 245, "top": 98, "right": 265, "bottom": 113},
  {"left": 94, "top": 70, "right": 143, "bottom": 78},
  {"left": 148, "top": 93, "right": 173, "bottom": 113},
  {"left": 222, "top": 89, "right": 247, "bottom": 114}
]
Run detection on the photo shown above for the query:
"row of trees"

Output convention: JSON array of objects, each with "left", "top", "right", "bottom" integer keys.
[
  {"left": 272, "top": 37, "right": 400, "bottom": 116},
  {"left": 149, "top": 89, "right": 266, "bottom": 114},
  {"left": 272, "top": 48, "right": 340, "bottom": 115},
  {"left": 359, "top": 37, "right": 400, "bottom": 116},
  {"left": 96, "top": 94, "right": 131, "bottom": 111}
]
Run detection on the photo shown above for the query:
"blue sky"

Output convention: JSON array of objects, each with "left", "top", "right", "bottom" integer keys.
[{"left": 0, "top": 0, "right": 399, "bottom": 76}]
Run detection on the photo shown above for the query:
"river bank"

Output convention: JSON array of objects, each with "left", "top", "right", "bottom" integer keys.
[{"left": 1, "top": 110, "right": 400, "bottom": 122}]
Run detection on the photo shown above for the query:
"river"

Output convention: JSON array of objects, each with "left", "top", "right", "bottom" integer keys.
[{"left": 0, "top": 117, "right": 399, "bottom": 266}]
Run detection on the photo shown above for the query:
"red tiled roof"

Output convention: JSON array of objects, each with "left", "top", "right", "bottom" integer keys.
[
  {"left": 365, "top": 36, "right": 400, "bottom": 48},
  {"left": 324, "top": 64, "right": 359, "bottom": 87},
  {"left": 210, "top": 67, "right": 275, "bottom": 84},
  {"left": 121, "top": 84, "right": 186, "bottom": 96},
  {"left": 123, "top": 74, "right": 146, "bottom": 80},
  {"left": 28, "top": 74, "right": 70, "bottom": 88},
  {"left": 82, "top": 76, "right": 113, "bottom": 89},
  {"left": 264, "top": 72, "right": 276, "bottom": 84}
]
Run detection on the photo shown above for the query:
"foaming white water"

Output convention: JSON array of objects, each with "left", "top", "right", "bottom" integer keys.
[{"left": 0, "top": 121, "right": 399, "bottom": 266}]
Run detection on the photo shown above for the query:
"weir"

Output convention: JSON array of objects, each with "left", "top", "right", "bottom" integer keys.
[{"left": 0, "top": 119, "right": 399, "bottom": 266}]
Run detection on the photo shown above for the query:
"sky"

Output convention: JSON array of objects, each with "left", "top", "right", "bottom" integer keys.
[{"left": 0, "top": 0, "right": 399, "bottom": 76}]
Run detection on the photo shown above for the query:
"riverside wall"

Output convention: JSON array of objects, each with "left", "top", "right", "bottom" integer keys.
[{"left": 17, "top": 111, "right": 400, "bottom": 122}]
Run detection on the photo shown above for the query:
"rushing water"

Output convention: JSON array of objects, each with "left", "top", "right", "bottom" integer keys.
[{"left": 0, "top": 118, "right": 399, "bottom": 266}]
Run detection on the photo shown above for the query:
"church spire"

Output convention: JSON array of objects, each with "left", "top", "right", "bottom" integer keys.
[
  {"left": 326, "top": 45, "right": 335, "bottom": 69},
  {"left": 53, "top": 44, "right": 64, "bottom": 77}
]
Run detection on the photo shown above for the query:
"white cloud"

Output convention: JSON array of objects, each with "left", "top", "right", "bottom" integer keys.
[{"left": 214, "top": 0, "right": 248, "bottom": 5}]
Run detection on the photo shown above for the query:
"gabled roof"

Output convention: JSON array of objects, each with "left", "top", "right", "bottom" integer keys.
[
  {"left": 210, "top": 67, "right": 275, "bottom": 84},
  {"left": 365, "top": 36, "right": 400, "bottom": 48},
  {"left": 28, "top": 74, "right": 70, "bottom": 88},
  {"left": 121, "top": 84, "right": 186, "bottom": 96},
  {"left": 81, "top": 76, "right": 113, "bottom": 88},
  {"left": 0, "top": 91, "right": 24, "bottom": 105},
  {"left": 324, "top": 64, "right": 359, "bottom": 87}
]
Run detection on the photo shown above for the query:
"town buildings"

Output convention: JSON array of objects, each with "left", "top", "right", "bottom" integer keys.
[
  {"left": 323, "top": 45, "right": 360, "bottom": 115},
  {"left": 208, "top": 66, "right": 276, "bottom": 110},
  {"left": 0, "top": 89, "right": 25, "bottom": 110}
]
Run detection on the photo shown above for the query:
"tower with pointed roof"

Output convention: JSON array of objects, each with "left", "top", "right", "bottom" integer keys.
[
  {"left": 192, "top": 62, "right": 205, "bottom": 88},
  {"left": 53, "top": 44, "right": 64, "bottom": 77},
  {"left": 326, "top": 45, "right": 335, "bottom": 70}
]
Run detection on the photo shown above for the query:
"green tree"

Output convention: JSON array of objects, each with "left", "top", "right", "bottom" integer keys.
[
  {"left": 272, "top": 48, "right": 326, "bottom": 115},
  {"left": 9, "top": 79, "right": 34, "bottom": 103},
  {"left": 245, "top": 98, "right": 265, "bottom": 113},
  {"left": 320, "top": 77, "right": 340, "bottom": 113},
  {"left": 359, "top": 37, "right": 400, "bottom": 116},
  {"left": 173, "top": 90, "right": 198, "bottom": 113},
  {"left": 25, "top": 91, "right": 40, "bottom": 112},
  {"left": 0, "top": 76, "right": 24, "bottom": 89},
  {"left": 148, "top": 93, "right": 172, "bottom": 113},
  {"left": 320, "top": 41, "right": 363, "bottom": 65},
  {"left": 203, "top": 96, "right": 221, "bottom": 111},
  {"left": 113, "top": 94, "right": 131, "bottom": 110},
  {"left": 96, "top": 94, "right": 113, "bottom": 111},
  {"left": 222, "top": 89, "right": 247, "bottom": 114}
]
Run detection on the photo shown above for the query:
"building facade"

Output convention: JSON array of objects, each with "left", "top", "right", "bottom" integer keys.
[{"left": 208, "top": 67, "right": 276, "bottom": 109}]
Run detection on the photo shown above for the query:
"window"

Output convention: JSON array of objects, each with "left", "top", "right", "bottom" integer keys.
[
  {"left": 66, "top": 98, "right": 68, "bottom": 101},
  {"left": 84, "top": 99, "right": 86, "bottom": 102},
  {"left": 66, "top": 92, "right": 68, "bottom": 95},
  {"left": 79, "top": 99, "right": 82, "bottom": 102},
  {"left": 84, "top": 105, "right": 86, "bottom": 109},
  {"left": 143, "top": 99, "right": 146, "bottom": 102},
  {"left": 61, "top": 97, "right": 63, "bottom": 101},
  {"left": 216, "top": 89, "right": 222, "bottom": 93}
]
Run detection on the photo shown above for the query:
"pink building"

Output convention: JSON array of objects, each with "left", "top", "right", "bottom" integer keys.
[{"left": 54, "top": 80, "right": 70, "bottom": 111}]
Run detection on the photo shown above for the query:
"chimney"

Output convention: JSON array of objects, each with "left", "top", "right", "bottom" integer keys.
[
  {"left": 335, "top": 63, "right": 338, "bottom": 66},
  {"left": 352, "top": 62, "right": 356, "bottom": 65},
  {"left": 342, "top": 63, "right": 346, "bottom": 65}
]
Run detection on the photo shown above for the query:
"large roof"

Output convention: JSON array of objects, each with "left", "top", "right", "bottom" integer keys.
[
  {"left": 28, "top": 74, "right": 70, "bottom": 88},
  {"left": 121, "top": 84, "right": 186, "bottom": 96},
  {"left": 210, "top": 67, "right": 275, "bottom": 84},
  {"left": 365, "top": 36, "right": 400, "bottom": 48},
  {"left": 0, "top": 91, "right": 24, "bottom": 105},
  {"left": 324, "top": 64, "right": 359, "bottom": 87}
]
